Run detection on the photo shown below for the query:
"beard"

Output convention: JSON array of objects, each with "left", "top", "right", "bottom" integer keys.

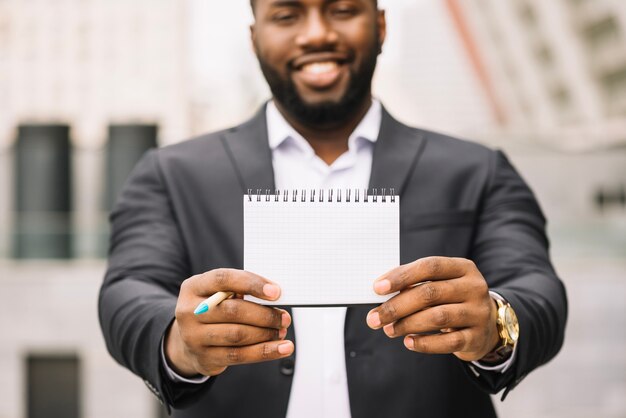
[{"left": 256, "top": 39, "right": 380, "bottom": 127}]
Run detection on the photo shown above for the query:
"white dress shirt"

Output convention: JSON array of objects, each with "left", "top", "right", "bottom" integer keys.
[
  {"left": 269, "top": 99, "right": 381, "bottom": 418},
  {"left": 161, "top": 99, "right": 516, "bottom": 416}
]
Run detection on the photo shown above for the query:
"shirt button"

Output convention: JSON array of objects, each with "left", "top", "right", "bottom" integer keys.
[
  {"left": 280, "top": 358, "right": 294, "bottom": 376},
  {"left": 349, "top": 351, "right": 357, "bottom": 358}
]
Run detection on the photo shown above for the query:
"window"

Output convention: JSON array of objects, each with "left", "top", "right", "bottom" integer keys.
[{"left": 27, "top": 355, "right": 80, "bottom": 418}]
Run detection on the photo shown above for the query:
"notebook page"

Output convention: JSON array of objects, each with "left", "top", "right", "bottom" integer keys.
[{"left": 244, "top": 193, "right": 399, "bottom": 306}]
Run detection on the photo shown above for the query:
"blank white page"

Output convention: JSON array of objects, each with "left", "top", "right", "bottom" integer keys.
[{"left": 244, "top": 192, "right": 399, "bottom": 306}]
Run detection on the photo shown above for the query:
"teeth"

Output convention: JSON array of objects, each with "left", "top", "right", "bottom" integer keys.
[{"left": 302, "top": 61, "right": 339, "bottom": 74}]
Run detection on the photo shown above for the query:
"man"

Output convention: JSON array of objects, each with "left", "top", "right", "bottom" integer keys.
[{"left": 99, "top": 0, "right": 567, "bottom": 417}]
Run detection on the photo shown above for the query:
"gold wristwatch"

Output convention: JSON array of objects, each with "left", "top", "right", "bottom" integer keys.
[{"left": 483, "top": 297, "right": 519, "bottom": 363}]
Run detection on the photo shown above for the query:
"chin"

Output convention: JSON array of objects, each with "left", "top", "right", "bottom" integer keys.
[
  {"left": 300, "top": 96, "right": 345, "bottom": 108},
  {"left": 296, "top": 87, "right": 349, "bottom": 106}
]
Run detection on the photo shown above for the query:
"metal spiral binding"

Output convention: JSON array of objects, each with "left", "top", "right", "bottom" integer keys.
[{"left": 245, "top": 188, "right": 397, "bottom": 202}]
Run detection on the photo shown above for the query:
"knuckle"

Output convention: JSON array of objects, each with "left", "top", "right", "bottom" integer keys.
[
  {"left": 457, "top": 306, "right": 469, "bottom": 321},
  {"left": 433, "top": 308, "right": 450, "bottom": 327},
  {"left": 225, "top": 327, "right": 245, "bottom": 345},
  {"left": 421, "top": 283, "right": 440, "bottom": 303},
  {"left": 398, "top": 268, "right": 412, "bottom": 288},
  {"left": 226, "top": 347, "right": 241, "bottom": 363},
  {"left": 213, "top": 268, "right": 231, "bottom": 287},
  {"left": 204, "top": 329, "right": 217, "bottom": 344},
  {"left": 451, "top": 333, "right": 465, "bottom": 351},
  {"left": 261, "top": 343, "right": 274, "bottom": 359},
  {"left": 379, "top": 303, "right": 398, "bottom": 321},
  {"left": 221, "top": 300, "right": 240, "bottom": 321},
  {"left": 424, "top": 257, "right": 443, "bottom": 277}
]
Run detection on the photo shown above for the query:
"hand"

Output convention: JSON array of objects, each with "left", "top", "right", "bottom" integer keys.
[
  {"left": 165, "top": 268, "right": 294, "bottom": 377},
  {"left": 366, "top": 256, "right": 500, "bottom": 362}
]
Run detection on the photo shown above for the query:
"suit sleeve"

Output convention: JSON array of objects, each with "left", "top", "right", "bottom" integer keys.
[
  {"left": 467, "top": 150, "right": 568, "bottom": 399},
  {"left": 98, "top": 149, "right": 214, "bottom": 410}
]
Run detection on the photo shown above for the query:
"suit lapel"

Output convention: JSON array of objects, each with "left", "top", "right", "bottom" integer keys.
[
  {"left": 223, "top": 104, "right": 425, "bottom": 196},
  {"left": 220, "top": 105, "right": 276, "bottom": 194},
  {"left": 368, "top": 106, "right": 426, "bottom": 196}
]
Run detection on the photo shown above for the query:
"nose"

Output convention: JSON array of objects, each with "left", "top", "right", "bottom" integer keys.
[{"left": 295, "top": 10, "right": 338, "bottom": 48}]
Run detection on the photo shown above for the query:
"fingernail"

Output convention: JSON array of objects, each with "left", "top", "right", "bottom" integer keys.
[
  {"left": 383, "top": 323, "right": 394, "bottom": 336},
  {"left": 278, "top": 328, "right": 287, "bottom": 339},
  {"left": 278, "top": 341, "right": 293, "bottom": 355},
  {"left": 404, "top": 336, "right": 414, "bottom": 350},
  {"left": 263, "top": 284, "right": 280, "bottom": 299},
  {"left": 374, "top": 279, "right": 391, "bottom": 294},
  {"left": 367, "top": 311, "right": 381, "bottom": 328},
  {"left": 281, "top": 312, "right": 291, "bottom": 328}
]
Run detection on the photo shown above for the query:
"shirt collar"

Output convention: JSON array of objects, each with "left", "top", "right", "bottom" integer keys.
[{"left": 266, "top": 99, "right": 382, "bottom": 152}]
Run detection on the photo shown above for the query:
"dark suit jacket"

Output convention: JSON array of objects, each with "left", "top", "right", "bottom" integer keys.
[{"left": 98, "top": 105, "right": 567, "bottom": 418}]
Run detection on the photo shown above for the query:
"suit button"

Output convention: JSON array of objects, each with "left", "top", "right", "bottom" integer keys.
[{"left": 280, "top": 358, "right": 294, "bottom": 376}]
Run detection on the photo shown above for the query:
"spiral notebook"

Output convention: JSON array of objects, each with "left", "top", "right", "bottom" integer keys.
[{"left": 244, "top": 189, "right": 399, "bottom": 306}]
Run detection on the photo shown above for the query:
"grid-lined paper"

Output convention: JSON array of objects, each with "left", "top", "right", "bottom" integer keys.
[{"left": 244, "top": 193, "right": 399, "bottom": 306}]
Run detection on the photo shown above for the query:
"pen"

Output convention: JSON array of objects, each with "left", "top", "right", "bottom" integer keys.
[{"left": 193, "top": 291, "right": 234, "bottom": 315}]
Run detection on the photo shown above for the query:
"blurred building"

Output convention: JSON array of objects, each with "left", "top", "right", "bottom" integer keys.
[
  {"left": 0, "top": 0, "right": 189, "bottom": 258},
  {"left": 0, "top": 0, "right": 188, "bottom": 417},
  {"left": 0, "top": 1, "right": 625, "bottom": 417},
  {"left": 457, "top": 0, "right": 626, "bottom": 150},
  {"left": 0, "top": 0, "right": 188, "bottom": 148}
]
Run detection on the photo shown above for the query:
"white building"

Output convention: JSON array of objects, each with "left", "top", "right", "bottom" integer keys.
[{"left": 457, "top": 0, "right": 626, "bottom": 150}]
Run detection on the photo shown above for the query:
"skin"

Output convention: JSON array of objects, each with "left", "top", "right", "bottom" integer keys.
[
  {"left": 366, "top": 257, "right": 500, "bottom": 362},
  {"left": 165, "top": 0, "right": 500, "bottom": 378},
  {"left": 251, "top": 0, "right": 386, "bottom": 164},
  {"left": 166, "top": 269, "right": 293, "bottom": 377}
]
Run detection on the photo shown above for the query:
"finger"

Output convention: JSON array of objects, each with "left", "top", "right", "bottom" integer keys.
[
  {"left": 404, "top": 329, "right": 472, "bottom": 354},
  {"left": 383, "top": 304, "right": 475, "bottom": 337},
  {"left": 185, "top": 269, "right": 281, "bottom": 301},
  {"left": 199, "top": 323, "right": 287, "bottom": 347},
  {"left": 374, "top": 257, "right": 473, "bottom": 295},
  {"left": 368, "top": 280, "right": 465, "bottom": 328},
  {"left": 204, "top": 340, "right": 294, "bottom": 366},
  {"left": 197, "top": 299, "right": 291, "bottom": 329}
]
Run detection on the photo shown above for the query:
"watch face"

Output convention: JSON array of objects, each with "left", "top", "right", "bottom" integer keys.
[{"left": 504, "top": 306, "right": 519, "bottom": 341}]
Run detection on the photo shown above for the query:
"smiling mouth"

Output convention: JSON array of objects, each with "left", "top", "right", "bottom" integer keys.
[
  {"left": 293, "top": 60, "right": 347, "bottom": 90},
  {"left": 300, "top": 61, "right": 341, "bottom": 74}
]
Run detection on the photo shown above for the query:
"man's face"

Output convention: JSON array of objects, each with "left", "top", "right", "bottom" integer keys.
[{"left": 251, "top": 0, "right": 386, "bottom": 126}]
